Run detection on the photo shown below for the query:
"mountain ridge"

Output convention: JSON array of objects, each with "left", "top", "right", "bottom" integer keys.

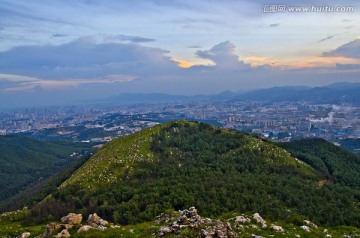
[{"left": 27, "top": 120, "right": 360, "bottom": 228}]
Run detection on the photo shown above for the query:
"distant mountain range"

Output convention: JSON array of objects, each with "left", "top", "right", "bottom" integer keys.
[{"left": 98, "top": 82, "right": 360, "bottom": 104}]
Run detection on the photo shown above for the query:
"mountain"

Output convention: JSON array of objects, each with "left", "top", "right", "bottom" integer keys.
[
  {"left": 230, "top": 83, "right": 360, "bottom": 103},
  {"left": 95, "top": 82, "right": 360, "bottom": 105},
  {"left": 26, "top": 120, "right": 360, "bottom": 229},
  {"left": 0, "top": 135, "right": 93, "bottom": 211},
  {"left": 279, "top": 138, "right": 360, "bottom": 188}
]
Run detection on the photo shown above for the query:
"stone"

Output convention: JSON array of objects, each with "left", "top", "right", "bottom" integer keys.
[
  {"left": 250, "top": 224, "right": 258, "bottom": 229},
  {"left": 200, "top": 221, "right": 238, "bottom": 238},
  {"left": 111, "top": 224, "right": 121, "bottom": 228},
  {"left": 252, "top": 213, "right": 267, "bottom": 228},
  {"left": 202, "top": 218, "right": 213, "bottom": 224},
  {"left": 271, "top": 224, "right": 284, "bottom": 232},
  {"left": 87, "top": 213, "right": 109, "bottom": 228},
  {"left": 64, "top": 224, "right": 73, "bottom": 230},
  {"left": 304, "top": 220, "right": 318, "bottom": 229},
  {"left": 235, "top": 216, "right": 251, "bottom": 223},
  {"left": 154, "top": 213, "right": 171, "bottom": 224},
  {"left": 158, "top": 226, "right": 173, "bottom": 236},
  {"left": 300, "top": 225, "right": 311, "bottom": 232},
  {"left": 251, "top": 235, "right": 265, "bottom": 238},
  {"left": 42, "top": 223, "right": 62, "bottom": 238},
  {"left": 98, "top": 225, "right": 107, "bottom": 231},
  {"left": 77, "top": 225, "right": 96, "bottom": 233},
  {"left": 61, "top": 213, "right": 82, "bottom": 225},
  {"left": 87, "top": 213, "right": 101, "bottom": 224},
  {"left": 55, "top": 229, "right": 70, "bottom": 238},
  {"left": 99, "top": 219, "right": 109, "bottom": 226},
  {"left": 17, "top": 232, "right": 31, "bottom": 238}
]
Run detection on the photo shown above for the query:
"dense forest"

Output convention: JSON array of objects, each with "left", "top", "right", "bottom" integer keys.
[
  {"left": 26, "top": 121, "right": 360, "bottom": 227},
  {"left": 0, "top": 135, "right": 93, "bottom": 211}
]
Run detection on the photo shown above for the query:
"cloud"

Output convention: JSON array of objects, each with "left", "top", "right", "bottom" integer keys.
[
  {"left": 52, "top": 33, "right": 68, "bottom": 38},
  {"left": 196, "top": 41, "right": 250, "bottom": 69},
  {"left": 322, "top": 39, "right": 360, "bottom": 59},
  {"left": 104, "top": 35, "right": 155, "bottom": 43},
  {"left": 269, "top": 23, "right": 280, "bottom": 27},
  {"left": 188, "top": 45, "right": 202, "bottom": 49},
  {"left": 0, "top": 38, "right": 359, "bottom": 108},
  {"left": 336, "top": 63, "right": 360, "bottom": 70},
  {"left": 318, "top": 34, "right": 337, "bottom": 43},
  {"left": 0, "top": 37, "right": 177, "bottom": 82}
]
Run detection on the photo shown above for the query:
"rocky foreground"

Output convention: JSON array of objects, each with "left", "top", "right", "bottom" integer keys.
[
  {"left": 15, "top": 207, "right": 357, "bottom": 238},
  {"left": 17, "top": 212, "right": 117, "bottom": 238}
]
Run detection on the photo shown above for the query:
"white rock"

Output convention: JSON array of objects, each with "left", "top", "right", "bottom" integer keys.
[
  {"left": 251, "top": 234, "right": 265, "bottom": 238},
  {"left": 235, "top": 216, "right": 251, "bottom": 223},
  {"left": 300, "top": 225, "right": 311, "bottom": 232},
  {"left": 271, "top": 224, "right": 284, "bottom": 232},
  {"left": 77, "top": 225, "right": 95, "bottom": 233},
  {"left": 17, "top": 232, "right": 30, "bottom": 238},
  {"left": 55, "top": 229, "right": 70, "bottom": 238},
  {"left": 252, "top": 213, "right": 267, "bottom": 228},
  {"left": 304, "top": 220, "right": 318, "bottom": 229}
]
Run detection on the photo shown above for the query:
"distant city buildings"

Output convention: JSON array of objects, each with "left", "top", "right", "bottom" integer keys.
[{"left": 0, "top": 101, "right": 359, "bottom": 143}]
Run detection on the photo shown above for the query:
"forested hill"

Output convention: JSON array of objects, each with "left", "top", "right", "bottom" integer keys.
[
  {"left": 0, "top": 135, "right": 92, "bottom": 208},
  {"left": 279, "top": 138, "right": 360, "bottom": 188},
  {"left": 29, "top": 121, "right": 360, "bottom": 227}
]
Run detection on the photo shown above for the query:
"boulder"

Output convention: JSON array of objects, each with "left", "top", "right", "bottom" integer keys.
[
  {"left": 252, "top": 213, "right": 267, "bottom": 228},
  {"left": 87, "top": 213, "right": 101, "bottom": 224},
  {"left": 251, "top": 235, "right": 265, "bottom": 238},
  {"left": 55, "top": 229, "right": 70, "bottom": 238},
  {"left": 17, "top": 232, "right": 30, "bottom": 238},
  {"left": 235, "top": 216, "right": 250, "bottom": 224},
  {"left": 61, "top": 213, "right": 82, "bottom": 225},
  {"left": 42, "top": 223, "right": 62, "bottom": 238},
  {"left": 158, "top": 226, "right": 173, "bottom": 236},
  {"left": 271, "top": 224, "right": 284, "bottom": 232},
  {"left": 77, "top": 225, "right": 96, "bottom": 233},
  {"left": 87, "top": 213, "right": 109, "bottom": 227},
  {"left": 201, "top": 221, "right": 238, "bottom": 238},
  {"left": 304, "top": 220, "right": 318, "bottom": 229},
  {"left": 300, "top": 225, "right": 311, "bottom": 232}
]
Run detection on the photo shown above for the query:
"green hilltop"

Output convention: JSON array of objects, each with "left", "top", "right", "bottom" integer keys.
[{"left": 27, "top": 120, "right": 360, "bottom": 228}]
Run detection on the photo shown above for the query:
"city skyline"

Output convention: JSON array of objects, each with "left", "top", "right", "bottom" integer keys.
[{"left": 0, "top": 0, "right": 359, "bottom": 107}]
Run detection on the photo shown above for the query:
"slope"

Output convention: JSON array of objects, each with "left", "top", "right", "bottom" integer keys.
[
  {"left": 30, "top": 121, "right": 360, "bottom": 227},
  {"left": 280, "top": 138, "right": 360, "bottom": 188},
  {"left": 0, "top": 135, "right": 93, "bottom": 209}
]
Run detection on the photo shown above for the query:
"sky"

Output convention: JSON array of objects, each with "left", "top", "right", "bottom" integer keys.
[{"left": 0, "top": 0, "right": 359, "bottom": 107}]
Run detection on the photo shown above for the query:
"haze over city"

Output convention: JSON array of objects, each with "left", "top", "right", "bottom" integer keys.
[{"left": 0, "top": 0, "right": 359, "bottom": 108}]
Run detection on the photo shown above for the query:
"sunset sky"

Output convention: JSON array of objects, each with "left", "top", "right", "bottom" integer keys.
[{"left": 0, "top": 0, "right": 359, "bottom": 107}]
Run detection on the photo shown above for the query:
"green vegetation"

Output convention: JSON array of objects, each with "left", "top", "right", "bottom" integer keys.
[
  {"left": 280, "top": 138, "right": 360, "bottom": 188},
  {"left": 24, "top": 121, "right": 360, "bottom": 229},
  {"left": 0, "top": 135, "right": 94, "bottom": 211}
]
